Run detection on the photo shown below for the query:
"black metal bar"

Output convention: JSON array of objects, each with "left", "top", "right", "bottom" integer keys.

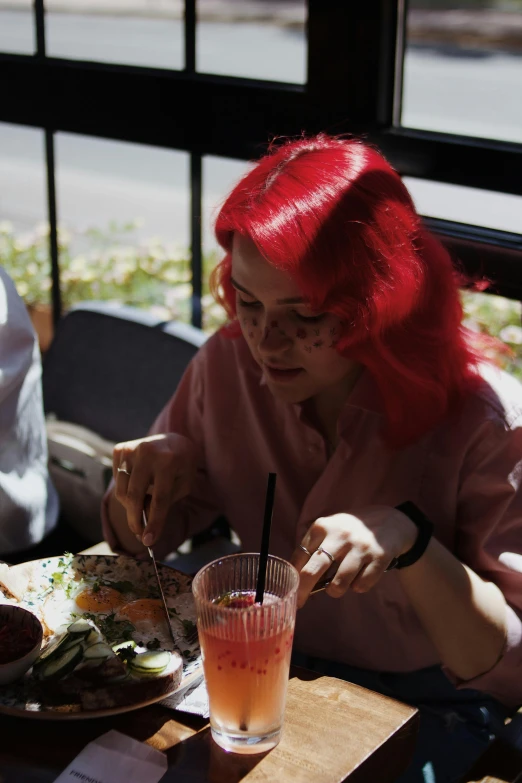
[
  {"left": 376, "top": 0, "right": 400, "bottom": 127},
  {"left": 392, "top": 0, "right": 407, "bottom": 127},
  {"left": 368, "top": 126, "right": 522, "bottom": 196},
  {"left": 307, "top": 0, "right": 400, "bottom": 128},
  {"left": 425, "top": 217, "right": 522, "bottom": 300},
  {"left": 307, "top": 0, "right": 381, "bottom": 124},
  {"left": 1, "top": 57, "right": 521, "bottom": 196},
  {"left": 190, "top": 152, "right": 202, "bottom": 329},
  {"left": 185, "top": 0, "right": 196, "bottom": 74},
  {"left": 33, "top": 0, "right": 45, "bottom": 58},
  {"left": 44, "top": 129, "right": 62, "bottom": 325}
]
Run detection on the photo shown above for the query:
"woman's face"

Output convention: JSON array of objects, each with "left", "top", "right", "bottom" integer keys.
[{"left": 231, "top": 233, "right": 360, "bottom": 405}]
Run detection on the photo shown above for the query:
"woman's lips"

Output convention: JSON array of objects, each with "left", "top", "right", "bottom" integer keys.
[{"left": 265, "top": 365, "right": 304, "bottom": 382}]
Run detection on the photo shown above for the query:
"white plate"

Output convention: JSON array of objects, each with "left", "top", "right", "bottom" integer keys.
[{"left": 0, "top": 554, "right": 201, "bottom": 719}]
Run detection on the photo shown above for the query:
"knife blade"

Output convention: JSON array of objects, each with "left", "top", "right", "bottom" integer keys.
[{"left": 142, "top": 509, "right": 178, "bottom": 650}]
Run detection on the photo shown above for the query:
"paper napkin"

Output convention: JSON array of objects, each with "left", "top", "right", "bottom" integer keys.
[
  {"left": 160, "top": 674, "right": 210, "bottom": 718},
  {"left": 53, "top": 729, "right": 168, "bottom": 783}
]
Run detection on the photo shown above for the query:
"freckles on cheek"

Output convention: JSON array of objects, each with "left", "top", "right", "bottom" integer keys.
[
  {"left": 242, "top": 316, "right": 261, "bottom": 342},
  {"left": 328, "top": 326, "right": 340, "bottom": 349},
  {"left": 296, "top": 325, "right": 332, "bottom": 353}
]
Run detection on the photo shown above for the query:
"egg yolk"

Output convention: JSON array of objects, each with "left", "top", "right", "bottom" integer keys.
[
  {"left": 75, "top": 586, "right": 127, "bottom": 612},
  {"left": 117, "top": 599, "right": 165, "bottom": 623}
]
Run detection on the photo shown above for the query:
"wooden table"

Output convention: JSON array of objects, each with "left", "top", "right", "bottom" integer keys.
[{"left": 0, "top": 666, "right": 418, "bottom": 783}]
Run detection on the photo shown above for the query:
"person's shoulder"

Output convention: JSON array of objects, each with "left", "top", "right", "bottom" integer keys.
[
  {"left": 0, "top": 266, "right": 36, "bottom": 352},
  {"left": 0, "top": 266, "right": 27, "bottom": 321},
  {"left": 469, "top": 363, "right": 522, "bottom": 431}
]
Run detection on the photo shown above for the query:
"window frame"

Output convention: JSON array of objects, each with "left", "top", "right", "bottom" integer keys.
[{"left": 0, "top": 0, "right": 521, "bottom": 324}]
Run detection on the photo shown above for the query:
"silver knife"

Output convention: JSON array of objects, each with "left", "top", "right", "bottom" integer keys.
[{"left": 142, "top": 509, "right": 178, "bottom": 650}]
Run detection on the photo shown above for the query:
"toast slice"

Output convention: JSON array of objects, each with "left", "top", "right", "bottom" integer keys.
[
  {"left": 36, "top": 649, "right": 184, "bottom": 711},
  {"left": 0, "top": 562, "right": 37, "bottom": 602}
]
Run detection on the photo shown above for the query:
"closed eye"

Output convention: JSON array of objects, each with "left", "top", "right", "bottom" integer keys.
[
  {"left": 294, "top": 311, "right": 326, "bottom": 323},
  {"left": 237, "top": 297, "right": 261, "bottom": 309}
]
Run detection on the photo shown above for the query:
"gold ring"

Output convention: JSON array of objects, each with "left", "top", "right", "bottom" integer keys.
[
  {"left": 316, "top": 547, "right": 335, "bottom": 564},
  {"left": 298, "top": 544, "right": 312, "bottom": 557}
]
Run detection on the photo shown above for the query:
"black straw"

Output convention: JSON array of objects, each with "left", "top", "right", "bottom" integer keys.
[{"left": 255, "top": 472, "right": 277, "bottom": 604}]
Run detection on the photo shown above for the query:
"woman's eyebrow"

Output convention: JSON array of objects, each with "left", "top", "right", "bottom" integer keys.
[{"left": 230, "top": 277, "right": 305, "bottom": 305}]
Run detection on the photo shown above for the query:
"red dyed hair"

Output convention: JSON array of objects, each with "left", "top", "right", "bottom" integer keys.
[{"left": 210, "top": 134, "right": 492, "bottom": 447}]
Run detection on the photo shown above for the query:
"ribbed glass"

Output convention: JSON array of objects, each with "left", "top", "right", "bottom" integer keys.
[{"left": 192, "top": 553, "right": 299, "bottom": 753}]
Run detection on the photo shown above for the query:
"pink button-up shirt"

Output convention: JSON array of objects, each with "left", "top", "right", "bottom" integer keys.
[{"left": 103, "top": 330, "right": 522, "bottom": 708}]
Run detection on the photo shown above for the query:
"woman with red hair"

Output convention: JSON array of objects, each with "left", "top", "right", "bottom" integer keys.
[{"left": 105, "top": 135, "right": 522, "bottom": 782}]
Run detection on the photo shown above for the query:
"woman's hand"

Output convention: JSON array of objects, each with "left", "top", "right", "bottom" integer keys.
[
  {"left": 291, "top": 506, "right": 417, "bottom": 608},
  {"left": 112, "top": 433, "right": 196, "bottom": 547}
]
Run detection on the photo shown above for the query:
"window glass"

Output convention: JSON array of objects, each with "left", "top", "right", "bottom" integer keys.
[
  {"left": 0, "top": 122, "right": 51, "bottom": 350},
  {"left": 0, "top": 0, "right": 34, "bottom": 54},
  {"left": 196, "top": 0, "right": 307, "bottom": 83},
  {"left": 462, "top": 290, "right": 522, "bottom": 380},
  {"left": 55, "top": 133, "right": 191, "bottom": 322},
  {"left": 202, "top": 155, "right": 253, "bottom": 332},
  {"left": 46, "top": 0, "right": 183, "bottom": 69},
  {"left": 402, "top": 2, "right": 522, "bottom": 143},
  {"left": 404, "top": 176, "right": 522, "bottom": 235}
]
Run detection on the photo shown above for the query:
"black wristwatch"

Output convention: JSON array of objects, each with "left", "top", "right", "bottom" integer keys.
[{"left": 386, "top": 501, "right": 434, "bottom": 570}]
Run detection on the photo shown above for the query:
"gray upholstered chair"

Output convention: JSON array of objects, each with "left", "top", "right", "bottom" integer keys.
[{"left": 41, "top": 301, "right": 207, "bottom": 545}]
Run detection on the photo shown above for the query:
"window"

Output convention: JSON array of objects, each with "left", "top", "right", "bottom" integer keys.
[
  {"left": 0, "top": 0, "right": 34, "bottom": 54},
  {"left": 196, "top": 0, "right": 307, "bottom": 83},
  {"left": 47, "top": 0, "right": 184, "bottom": 69},
  {"left": 402, "top": 1, "right": 522, "bottom": 144},
  {"left": 202, "top": 154, "right": 252, "bottom": 331},
  {"left": 54, "top": 133, "right": 191, "bottom": 320},
  {"left": 404, "top": 177, "right": 522, "bottom": 235},
  {"left": 1, "top": 1, "right": 521, "bottom": 332}
]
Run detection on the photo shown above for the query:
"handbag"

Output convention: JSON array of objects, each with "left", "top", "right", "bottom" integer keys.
[{"left": 46, "top": 417, "right": 114, "bottom": 543}]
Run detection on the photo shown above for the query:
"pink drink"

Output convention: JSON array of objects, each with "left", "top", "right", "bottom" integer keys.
[
  {"left": 193, "top": 555, "right": 298, "bottom": 753},
  {"left": 199, "top": 592, "right": 294, "bottom": 738}
]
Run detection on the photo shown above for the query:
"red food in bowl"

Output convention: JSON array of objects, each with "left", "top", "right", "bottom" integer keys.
[
  {"left": 0, "top": 617, "right": 40, "bottom": 664},
  {"left": 0, "top": 605, "right": 43, "bottom": 684}
]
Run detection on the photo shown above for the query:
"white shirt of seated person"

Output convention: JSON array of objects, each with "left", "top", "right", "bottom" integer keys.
[{"left": 0, "top": 267, "right": 59, "bottom": 554}]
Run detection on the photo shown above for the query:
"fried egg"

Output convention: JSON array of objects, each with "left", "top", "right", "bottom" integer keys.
[
  {"left": 113, "top": 599, "right": 174, "bottom": 649},
  {"left": 16, "top": 554, "right": 198, "bottom": 658},
  {"left": 41, "top": 585, "right": 128, "bottom": 635},
  {"left": 115, "top": 599, "right": 164, "bottom": 624},
  {"left": 75, "top": 586, "right": 127, "bottom": 613}
]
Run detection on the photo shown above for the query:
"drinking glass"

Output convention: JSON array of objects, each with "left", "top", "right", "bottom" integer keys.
[{"left": 192, "top": 552, "right": 299, "bottom": 754}]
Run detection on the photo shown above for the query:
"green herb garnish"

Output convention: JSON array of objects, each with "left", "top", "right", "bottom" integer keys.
[{"left": 115, "top": 645, "right": 138, "bottom": 663}]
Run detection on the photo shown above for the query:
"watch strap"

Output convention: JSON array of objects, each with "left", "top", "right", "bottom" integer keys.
[{"left": 386, "top": 501, "right": 434, "bottom": 570}]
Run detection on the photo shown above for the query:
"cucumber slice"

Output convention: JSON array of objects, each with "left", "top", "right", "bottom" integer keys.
[
  {"left": 83, "top": 642, "right": 113, "bottom": 660},
  {"left": 112, "top": 640, "right": 137, "bottom": 652},
  {"left": 39, "top": 644, "right": 83, "bottom": 680},
  {"left": 33, "top": 632, "right": 69, "bottom": 666},
  {"left": 85, "top": 629, "right": 102, "bottom": 646},
  {"left": 129, "top": 650, "right": 170, "bottom": 674},
  {"left": 67, "top": 619, "right": 93, "bottom": 635},
  {"left": 61, "top": 634, "right": 85, "bottom": 652}
]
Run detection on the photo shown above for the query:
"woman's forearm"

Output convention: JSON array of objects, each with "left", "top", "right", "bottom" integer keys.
[{"left": 398, "top": 536, "right": 508, "bottom": 681}]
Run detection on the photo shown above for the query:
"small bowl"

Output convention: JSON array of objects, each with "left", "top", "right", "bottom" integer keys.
[{"left": 0, "top": 605, "right": 43, "bottom": 685}]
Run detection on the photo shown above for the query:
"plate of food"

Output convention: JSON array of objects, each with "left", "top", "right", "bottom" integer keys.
[{"left": 0, "top": 553, "right": 201, "bottom": 719}]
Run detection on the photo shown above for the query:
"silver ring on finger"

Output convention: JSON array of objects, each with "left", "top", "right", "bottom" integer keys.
[
  {"left": 316, "top": 547, "right": 335, "bottom": 564},
  {"left": 298, "top": 544, "right": 313, "bottom": 557},
  {"left": 117, "top": 461, "right": 132, "bottom": 477}
]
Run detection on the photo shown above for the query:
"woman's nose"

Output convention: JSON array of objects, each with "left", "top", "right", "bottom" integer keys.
[{"left": 258, "top": 321, "right": 293, "bottom": 355}]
